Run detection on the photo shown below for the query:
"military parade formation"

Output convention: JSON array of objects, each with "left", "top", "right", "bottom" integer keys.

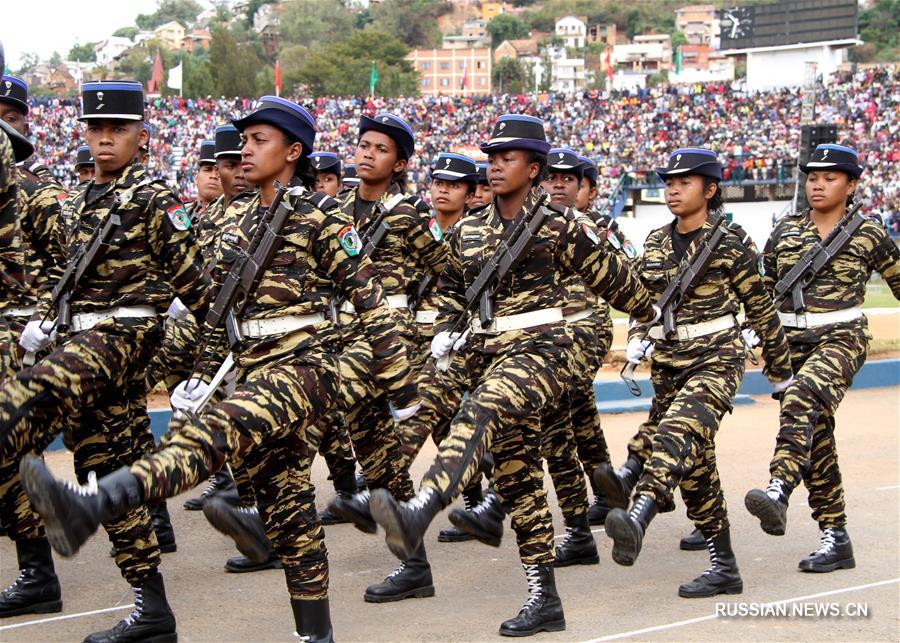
[{"left": 0, "top": 37, "right": 898, "bottom": 642}]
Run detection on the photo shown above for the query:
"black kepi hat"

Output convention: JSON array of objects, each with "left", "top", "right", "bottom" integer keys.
[
  {"left": 309, "top": 151, "right": 342, "bottom": 175},
  {"left": 0, "top": 75, "right": 28, "bottom": 115},
  {"left": 214, "top": 124, "right": 242, "bottom": 157},
  {"left": 359, "top": 113, "right": 415, "bottom": 160},
  {"left": 74, "top": 145, "right": 93, "bottom": 167},
  {"left": 547, "top": 148, "right": 583, "bottom": 178},
  {"left": 800, "top": 144, "right": 864, "bottom": 179},
  {"left": 431, "top": 152, "right": 477, "bottom": 183},
  {"left": 198, "top": 140, "right": 216, "bottom": 165},
  {"left": 79, "top": 81, "right": 144, "bottom": 121},
  {"left": 342, "top": 163, "right": 360, "bottom": 187},
  {"left": 233, "top": 96, "right": 316, "bottom": 157},
  {"left": 480, "top": 114, "right": 551, "bottom": 155},
  {"left": 578, "top": 155, "right": 599, "bottom": 186}
]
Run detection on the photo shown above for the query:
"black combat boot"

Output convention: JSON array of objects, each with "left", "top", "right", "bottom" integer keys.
[
  {"left": 448, "top": 489, "right": 505, "bottom": 547},
  {"left": 326, "top": 489, "right": 376, "bottom": 534},
  {"left": 203, "top": 494, "right": 272, "bottom": 564},
  {"left": 224, "top": 550, "right": 282, "bottom": 574},
  {"left": 799, "top": 527, "right": 855, "bottom": 573},
  {"left": 0, "top": 538, "right": 62, "bottom": 617},
  {"left": 369, "top": 487, "right": 442, "bottom": 560},
  {"left": 604, "top": 495, "right": 658, "bottom": 566},
  {"left": 678, "top": 529, "right": 743, "bottom": 597},
  {"left": 83, "top": 573, "right": 176, "bottom": 643},
  {"left": 554, "top": 514, "right": 599, "bottom": 567},
  {"left": 744, "top": 478, "right": 789, "bottom": 535},
  {"left": 363, "top": 542, "right": 435, "bottom": 603},
  {"left": 150, "top": 503, "right": 176, "bottom": 553},
  {"left": 592, "top": 458, "right": 641, "bottom": 510},
  {"left": 182, "top": 467, "right": 234, "bottom": 511},
  {"left": 318, "top": 471, "right": 358, "bottom": 526},
  {"left": 586, "top": 486, "right": 611, "bottom": 526},
  {"left": 437, "top": 484, "right": 483, "bottom": 542},
  {"left": 499, "top": 564, "right": 565, "bottom": 637},
  {"left": 20, "top": 458, "right": 143, "bottom": 557},
  {"left": 679, "top": 528, "right": 706, "bottom": 551},
  {"left": 290, "top": 597, "right": 334, "bottom": 642}
]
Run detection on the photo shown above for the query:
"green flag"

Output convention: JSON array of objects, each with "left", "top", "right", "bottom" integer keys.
[
  {"left": 675, "top": 47, "right": 682, "bottom": 74},
  {"left": 369, "top": 61, "right": 378, "bottom": 96}
]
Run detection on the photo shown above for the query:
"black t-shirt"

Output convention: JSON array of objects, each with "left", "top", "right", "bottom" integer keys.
[
  {"left": 354, "top": 197, "right": 376, "bottom": 224},
  {"left": 671, "top": 225, "right": 704, "bottom": 260},
  {"left": 86, "top": 180, "right": 113, "bottom": 205}
]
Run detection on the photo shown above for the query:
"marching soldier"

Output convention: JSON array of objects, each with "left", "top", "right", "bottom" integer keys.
[
  {"left": 745, "top": 144, "right": 900, "bottom": 571},
  {"left": 21, "top": 95, "right": 420, "bottom": 642},
  {"left": 74, "top": 145, "right": 95, "bottom": 186},
  {"left": 469, "top": 161, "right": 492, "bottom": 208},
  {"left": 309, "top": 152, "right": 342, "bottom": 197},
  {"left": 188, "top": 140, "right": 222, "bottom": 219},
  {"left": 323, "top": 113, "right": 447, "bottom": 604},
  {"left": 0, "top": 80, "right": 211, "bottom": 640},
  {"left": 368, "top": 115, "right": 657, "bottom": 636},
  {"left": 595, "top": 147, "right": 793, "bottom": 598}
]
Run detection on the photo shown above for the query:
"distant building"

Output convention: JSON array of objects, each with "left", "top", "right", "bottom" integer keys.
[
  {"left": 181, "top": 29, "right": 212, "bottom": 54},
  {"left": 587, "top": 23, "right": 618, "bottom": 46},
  {"left": 152, "top": 21, "right": 186, "bottom": 50},
  {"left": 547, "top": 45, "right": 585, "bottom": 92},
  {"left": 406, "top": 47, "right": 492, "bottom": 96},
  {"left": 94, "top": 37, "right": 133, "bottom": 66},
  {"left": 614, "top": 34, "right": 672, "bottom": 72},
  {"left": 23, "top": 64, "right": 78, "bottom": 96},
  {"left": 675, "top": 5, "right": 720, "bottom": 48},
  {"left": 481, "top": 2, "right": 513, "bottom": 21},
  {"left": 671, "top": 44, "right": 735, "bottom": 82},
  {"left": 494, "top": 38, "right": 539, "bottom": 64},
  {"left": 555, "top": 16, "right": 587, "bottom": 49}
]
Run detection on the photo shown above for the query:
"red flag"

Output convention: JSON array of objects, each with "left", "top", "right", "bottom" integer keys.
[
  {"left": 460, "top": 59, "right": 468, "bottom": 91},
  {"left": 275, "top": 60, "right": 282, "bottom": 97},
  {"left": 605, "top": 48, "right": 613, "bottom": 80}
]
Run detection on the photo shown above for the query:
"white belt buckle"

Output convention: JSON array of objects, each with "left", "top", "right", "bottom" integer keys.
[
  {"left": 676, "top": 325, "right": 690, "bottom": 341},
  {"left": 795, "top": 313, "right": 808, "bottom": 329}
]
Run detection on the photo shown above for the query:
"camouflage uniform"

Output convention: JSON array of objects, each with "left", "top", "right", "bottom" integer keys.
[
  {"left": 629, "top": 217, "right": 792, "bottom": 535},
  {"left": 762, "top": 209, "right": 900, "bottom": 527},
  {"left": 417, "top": 190, "right": 656, "bottom": 566},
  {"left": 0, "top": 160, "right": 209, "bottom": 586},
  {"left": 327, "top": 183, "right": 446, "bottom": 500},
  {"left": 128, "top": 188, "right": 417, "bottom": 600}
]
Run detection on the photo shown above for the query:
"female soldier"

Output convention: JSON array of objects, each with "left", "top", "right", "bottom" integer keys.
[
  {"left": 597, "top": 147, "right": 793, "bottom": 598},
  {"left": 745, "top": 144, "right": 899, "bottom": 572},
  {"left": 309, "top": 152, "right": 342, "bottom": 197},
  {"left": 20, "top": 96, "right": 419, "bottom": 642}
]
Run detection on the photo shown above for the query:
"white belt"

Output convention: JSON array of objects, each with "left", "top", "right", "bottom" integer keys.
[
  {"left": 2, "top": 306, "right": 35, "bottom": 318},
  {"left": 71, "top": 306, "right": 157, "bottom": 333},
  {"left": 471, "top": 307, "right": 564, "bottom": 335},
  {"left": 339, "top": 294, "right": 409, "bottom": 315},
  {"left": 563, "top": 309, "right": 594, "bottom": 323},
  {"left": 239, "top": 313, "right": 327, "bottom": 338},
  {"left": 648, "top": 314, "right": 736, "bottom": 341},
  {"left": 778, "top": 308, "right": 863, "bottom": 329},
  {"left": 415, "top": 309, "right": 439, "bottom": 324}
]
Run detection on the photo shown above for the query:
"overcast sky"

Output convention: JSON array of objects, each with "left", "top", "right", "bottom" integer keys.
[{"left": 3, "top": 0, "right": 208, "bottom": 70}]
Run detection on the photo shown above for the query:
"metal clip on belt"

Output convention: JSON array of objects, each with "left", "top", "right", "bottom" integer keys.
[
  {"left": 777, "top": 308, "right": 862, "bottom": 329},
  {"left": 648, "top": 314, "right": 736, "bottom": 341},
  {"left": 470, "top": 307, "right": 564, "bottom": 335},
  {"left": 239, "top": 313, "right": 327, "bottom": 338}
]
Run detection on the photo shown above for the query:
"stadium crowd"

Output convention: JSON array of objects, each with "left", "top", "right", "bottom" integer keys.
[{"left": 24, "top": 65, "right": 899, "bottom": 223}]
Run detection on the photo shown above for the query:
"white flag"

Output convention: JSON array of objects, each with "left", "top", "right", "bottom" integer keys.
[{"left": 167, "top": 63, "right": 183, "bottom": 90}]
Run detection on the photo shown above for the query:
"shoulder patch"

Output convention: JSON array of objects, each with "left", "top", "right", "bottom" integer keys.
[
  {"left": 337, "top": 225, "right": 362, "bottom": 256},
  {"left": 166, "top": 204, "right": 191, "bottom": 231},
  {"left": 428, "top": 217, "right": 444, "bottom": 242},
  {"left": 605, "top": 229, "right": 622, "bottom": 250},
  {"left": 623, "top": 239, "right": 638, "bottom": 260},
  {"left": 758, "top": 253, "right": 766, "bottom": 277},
  {"left": 222, "top": 232, "right": 240, "bottom": 246},
  {"left": 581, "top": 222, "right": 600, "bottom": 245},
  {"left": 56, "top": 192, "right": 68, "bottom": 204}
]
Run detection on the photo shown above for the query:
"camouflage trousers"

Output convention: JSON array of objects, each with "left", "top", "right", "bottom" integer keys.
[
  {"left": 420, "top": 338, "right": 571, "bottom": 565},
  {"left": 132, "top": 349, "right": 340, "bottom": 599},
  {"left": 635, "top": 350, "right": 744, "bottom": 538},
  {"left": 144, "top": 313, "right": 201, "bottom": 394},
  {"left": 0, "top": 317, "right": 163, "bottom": 585},
  {"left": 541, "top": 315, "right": 612, "bottom": 524},
  {"left": 305, "top": 411, "right": 357, "bottom": 493},
  {"left": 329, "top": 332, "right": 415, "bottom": 503},
  {"left": 769, "top": 331, "right": 868, "bottom": 528}
]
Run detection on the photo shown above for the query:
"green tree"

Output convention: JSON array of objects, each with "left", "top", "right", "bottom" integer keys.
[
  {"left": 183, "top": 52, "right": 216, "bottom": 97},
  {"left": 625, "top": 9, "right": 644, "bottom": 39},
  {"left": 67, "top": 43, "right": 96, "bottom": 62},
  {"left": 136, "top": 0, "right": 203, "bottom": 29},
  {"left": 293, "top": 30, "right": 417, "bottom": 97},
  {"left": 15, "top": 52, "right": 40, "bottom": 75},
  {"left": 487, "top": 14, "right": 530, "bottom": 48},
  {"left": 853, "top": 0, "right": 899, "bottom": 62},
  {"left": 493, "top": 57, "right": 528, "bottom": 94},
  {"left": 278, "top": 0, "right": 354, "bottom": 51},
  {"left": 670, "top": 30, "right": 688, "bottom": 50},
  {"left": 113, "top": 27, "right": 139, "bottom": 39},
  {"left": 370, "top": 0, "right": 448, "bottom": 49},
  {"left": 209, "top": 26, "right": 261, "bottom": 96}
]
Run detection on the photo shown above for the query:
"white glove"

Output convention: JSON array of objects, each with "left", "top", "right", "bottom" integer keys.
[
  {"left": 170, "top": 378, "right": 210, "bottom": 412},
  {"left": 431, "top": 331, "right": 466, "bottom": 360},
  {"left": 393, "top": 402, "right": 422, "bottom": 421},
  {"left": 19, "top": 320, "right": 57, "bottom": 353},
  {"left": 166, "top": 297, "right": 190, "bottom": 321},
  {"left": 741, "top": 327, "right": 761, "bottom": 349},
  {"left": 771, "top": 376, "right": 794, "bottom": 395},
  {"left": 625, "top": 337, "right": 653, "bottom": 364}
]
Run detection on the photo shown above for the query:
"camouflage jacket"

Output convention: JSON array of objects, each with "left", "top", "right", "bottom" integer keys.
[
  {"left": 204, "top": 188, "right": 416, "bottom": 407},
  {"left": 14, "top": 161, "right": 67, "bottom": 308},
  {"left": 435, "top": 189, "right": 656, "bottom": 355},
  {"left": 36, "top": 161, "right": 210, "bottom": 319},
  {"left": 630, "top": 216, "right": 792, "bottom": 382},
  {"left": 0, "top": 132, "right": 25, "bottom": 310},
  {"left": 339, "top": 183, "right": 447, "bottom": 324},
  {"left": 762, "top": 208, "right": 900, "bottom": 344}
]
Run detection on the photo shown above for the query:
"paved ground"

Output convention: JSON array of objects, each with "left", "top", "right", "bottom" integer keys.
[{"left": 1, "top": 387, "right": 897, "bottom": 642}]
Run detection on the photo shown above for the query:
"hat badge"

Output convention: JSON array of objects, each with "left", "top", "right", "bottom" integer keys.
[
  {"left": 381, "top": 117, "right": 389, "bottom": 123},
  {"left": 498, "top": 122, "right": 507, "bottom": 131},
  {"left": 558, "top": 153, "right": 564, "bottom": 161},
  {"left": 444, "top": 158, "right": 452, "bottom": 168},
  {"left": 672, "top": 154, "right": 682, "bottom": 168},
  {"left": 3, "top": 81, "right": 10, "bottom": 95},
  {"left": 821, "top": 149, "right": 829, "bottom": 159}
]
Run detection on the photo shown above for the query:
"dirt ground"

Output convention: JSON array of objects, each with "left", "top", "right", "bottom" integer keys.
[{"left": 2, "top": 387, "right": 897, "bottom": 643}]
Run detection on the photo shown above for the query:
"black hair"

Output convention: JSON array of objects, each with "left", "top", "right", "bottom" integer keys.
[
  {"left": 527, "top": 151, "right": 548, "bottom": 187},
  {"left": 702, "top": 175, "right": 724, "bottom": 214},
  {"left": 281, "top": 131, "right": 315, "bottom": 189}
]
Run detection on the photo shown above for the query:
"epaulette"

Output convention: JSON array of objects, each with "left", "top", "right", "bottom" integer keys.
[
  {"left": 726, "top": 220, "right": 759, "bottom": 253},
  {"left": 27, "top": 161, "right": 47, "bottom": 175},
  {"left": 404, "top": 194, "right": 431, "bottom": 213},
  {"left": 308, "top": 191, "right": 339, "bottom": 212},
  {"left": 545, "top": 202, "right": 570, "bottom": 217},
  {"left": 467, "top": 202, "right": 490, "bottom": 216}
]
